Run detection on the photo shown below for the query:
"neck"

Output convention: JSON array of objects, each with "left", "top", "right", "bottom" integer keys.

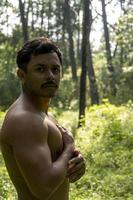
[{"left": 21, "top": 88, "right": 51, "bottom": 114}]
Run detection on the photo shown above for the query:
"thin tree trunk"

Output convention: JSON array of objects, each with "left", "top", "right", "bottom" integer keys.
[
  {"left": 18, "top": 0, "right": 29, "bottom": 42},
  {"left": 88, "top": 41, "right": 99, "bottom": 104},
  {"left": 62, "top": 18, "right": 69, "bottom": 69},
  {"left": 64, "top": 0, "right": 77, "bottom": 81},
  {"left": 101, "top": 0, "right": 116, "bottom": 96},
  {"left": 78, "top": 0, "right": 89, "bottom": 127},
  {"left": 77, "top": 6, "right": 81, "bottom": 66},
  {"left": 47, "top": 1, "right": 52, "bottom": 37},
  {"left": 40, "top": 1, "right": 45, "bottom": 31},
  {"left": 31, "top": 1, "right": 35, "bottom": 31}
]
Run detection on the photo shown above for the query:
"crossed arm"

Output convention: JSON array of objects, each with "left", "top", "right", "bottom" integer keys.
[{"left": 57, "top": 125, "right": 85, "bottom": 183}]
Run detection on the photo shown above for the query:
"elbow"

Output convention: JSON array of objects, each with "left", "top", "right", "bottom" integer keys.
[
  {"left": 29, "top": 167, "right": 66, "bottom": 199},
  {"left": 32, "top": 175, "right": 65, "bottom": 199}
]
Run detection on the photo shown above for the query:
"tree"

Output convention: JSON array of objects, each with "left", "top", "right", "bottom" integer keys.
[
  {"left": 118, "top": 0, "right": 133, "bottom": 13},
  {"left": 87, "top": 2, "right": 99, "bottom": 105},
  {"left": 0, "top": 36, "right": 20, "bottom": 110},
  {"left": 115, "top": 10, "right": 133, "bottom": 68},
  {"left": 64, "top": 0, "right": 77, "bottom": 81},
  {"left": 73, "top": 0, "right": 82, "bottom": 66},
  {"left": 18, "top": 0, "right": 29, "bottom": 42},
  {"left": 78, "top": 0, "right": 89, "bottom": 126},
  {"left": 101, "top": 0, "right": 117, "bottom": 96}
]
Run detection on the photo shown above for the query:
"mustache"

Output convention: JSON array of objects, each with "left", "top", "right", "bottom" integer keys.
[{"left": 41, "top": 80, "right": 58, "bottom": 88}]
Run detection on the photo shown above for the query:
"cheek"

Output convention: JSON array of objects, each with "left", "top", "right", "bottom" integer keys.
[
  {"left": 27, "top": 74, "right": 42, "bottom": 83},
  {"left": 25, "top": 76, "right": 39, "bottom": 88},
  {"left": 56, "top": 77, "right": 60, "bottom": 85}
]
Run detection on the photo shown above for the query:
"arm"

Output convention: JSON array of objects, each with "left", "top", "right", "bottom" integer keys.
[
  {"left": 56, "top": 125, "right": 86, "bottom": 183},
  {"left": 8, "top": 113, "right": 74, "bottom": 199}
]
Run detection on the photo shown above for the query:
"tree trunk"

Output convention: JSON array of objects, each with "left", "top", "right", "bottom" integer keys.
[
  {"left": 88, "top": 40, "right": 99, "bottom": 105},
  {"left": 47, "top": 1, "right": 51, "bottom": 37},
  {"left": 18, "top": 0, "right": 29, "bottom": 43},
  {"left": 101, "top": 0, "right": 117, "bottom": 96},
  {"left": 31, "top": 1, "right": 35, "bottom": 31},
  {"left": 64, "top": 0, "right": 77, "bottom": 81},
  {"left": 40, "top": 1, "right": 45, "bottom": 31},
  {"left": 62, "top": 16, "right": 69, "bottom": 70},
  {"left": 77, "top": 5, "right": 81, "bottom": 66},
  {"left": 78, "top": 0, "right": 89, "bottom": 127}
]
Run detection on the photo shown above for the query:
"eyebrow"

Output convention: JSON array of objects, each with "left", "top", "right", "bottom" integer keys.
[
  {"left": 35, "top": 63, "right": 60, "bottom": 68},
  {"left": 35, "top": 63, "right": 46, "bottom": 67}
]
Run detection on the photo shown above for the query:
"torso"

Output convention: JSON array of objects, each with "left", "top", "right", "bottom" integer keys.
[{"left": 0, "top": 98, "right": 69, "bottom": 200}]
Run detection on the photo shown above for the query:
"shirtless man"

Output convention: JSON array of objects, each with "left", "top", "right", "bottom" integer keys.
[{"left": 0, "top": 37, "right": 85, "bottom": 200}]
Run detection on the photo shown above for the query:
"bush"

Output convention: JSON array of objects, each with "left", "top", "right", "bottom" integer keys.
[
  {"left": 0, "top": 154, "right": 17, "bottom": 200},
  {"left": 69, "top": 101, "right": 133, "bottom": 200}
]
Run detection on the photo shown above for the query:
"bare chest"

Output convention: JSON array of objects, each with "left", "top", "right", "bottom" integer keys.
[{"left": 45, "top": 118, "right": 63, "bottom": 161}]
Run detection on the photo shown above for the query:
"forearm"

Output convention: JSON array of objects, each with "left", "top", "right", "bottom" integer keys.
[
  {"left": 33, "top": 146, "right": 73, "bottom": 199},
  {"left": 48, "top": 145, "right": 73, "bottom": 187},
  {"left": 52, "top": 145, "right": 73, "bottom": 177}
]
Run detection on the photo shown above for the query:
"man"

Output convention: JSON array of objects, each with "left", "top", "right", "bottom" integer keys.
[{"left": 0, "top": 37, "right": 85, "bottom": 200}]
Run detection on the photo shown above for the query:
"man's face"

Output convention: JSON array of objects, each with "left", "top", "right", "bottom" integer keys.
[{"left": 21, "top": 52, "right": 61, "bottom": 98}]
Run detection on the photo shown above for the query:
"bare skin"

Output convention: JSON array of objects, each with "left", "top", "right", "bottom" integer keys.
[{"left": 0, "top": 52, "right": 85, "bottom": 200}]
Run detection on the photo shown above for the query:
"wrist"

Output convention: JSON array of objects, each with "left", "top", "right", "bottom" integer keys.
[{"left": 64, "top": 144, "right": 74, "bottom": 157}]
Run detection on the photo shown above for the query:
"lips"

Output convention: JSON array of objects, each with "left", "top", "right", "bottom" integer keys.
[
  {"left": 43, "top": 84, "right": 57, "bottom": 88},
  {"left": 41, "top": 82, "right": 58, "bottom": 88}
]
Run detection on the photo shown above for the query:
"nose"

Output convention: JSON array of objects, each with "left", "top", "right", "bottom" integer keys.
[{"left": 45, "top": 69, "right": 54, "bottom": 80}]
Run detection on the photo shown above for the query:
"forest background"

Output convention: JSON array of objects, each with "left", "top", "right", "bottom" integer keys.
[{"left": 0, "top": 0, "right": 133, "bottom": 199}]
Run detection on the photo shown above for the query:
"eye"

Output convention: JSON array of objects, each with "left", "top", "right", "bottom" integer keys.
[
  {"left": 52, "top": 66, "right": 60, "bottom": 73},
  {"left": 36, "top": 66, "right": 45, "bottom": 72}
]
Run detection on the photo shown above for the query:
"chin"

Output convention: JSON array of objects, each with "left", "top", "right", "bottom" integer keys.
[{"left": 42, "top": 92, "right": 56, "bottom": 98}]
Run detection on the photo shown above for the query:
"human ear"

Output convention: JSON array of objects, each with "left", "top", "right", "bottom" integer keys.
[{"left": 17, "top": 69, "right": 26, "bottom": 84}]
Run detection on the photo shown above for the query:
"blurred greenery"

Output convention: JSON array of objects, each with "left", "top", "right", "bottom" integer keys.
[{"left": 0, "top": 101, "right": 133, "bottom": 199}]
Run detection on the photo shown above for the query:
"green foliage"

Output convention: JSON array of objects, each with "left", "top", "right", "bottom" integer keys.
[
  {"left": 0, "top": 154, "right": 17, "bottom": 200},
  {"left": 115, "top": 10, "right": 133, "bottom": 68},
  {"left": 51, "top": 70, "right": 79, "bottom": 110},
  {"left": 69, "top": 101, "right": 133, "bottom": 200},
  {"left": 94, "top": 53, "right": 133, "bottom": 103},
  {"left": 115, "top": 68, "right": 133, "bottom": 103},
  {"left": 0, "top": 111, "right": 5, "bottom": 127},
  {"left": 0, "top": 38, "right": 20, "bottom": 110}
]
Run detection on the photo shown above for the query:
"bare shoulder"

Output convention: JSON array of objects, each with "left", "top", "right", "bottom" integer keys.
[
  {"left": 48, "top": 112, "right": 58, "bottom": 124},
  {"left": 1, "top": 107, "right": 48, "bottom": 145}
]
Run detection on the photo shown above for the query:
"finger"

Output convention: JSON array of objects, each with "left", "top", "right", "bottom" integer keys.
[
  {"left": 68, "top": 169, "right": 85, "bottom": 183},
  {"left": 68, "top": 154, "right": 84, "bottom": 166},
  {"left": 67, "top": 162, "right": 75, "bottom": 170},
  {"left": 67, "top": 162, "right": 85, "bottom": 175},
  {"left": 56, "top": 124, "right": 64, "bottom": 130},
  {"left": 56, "top": 124, "right": 67, "bottom": 134},
  {"left": 56, "top": 124, "right": 66, "bottom": 131},
  {"left": 70, "top": 164, "right": 85, "bottom": 177},
  {"left": 68, "top": 158, "right": 83, "bottom": 172}
]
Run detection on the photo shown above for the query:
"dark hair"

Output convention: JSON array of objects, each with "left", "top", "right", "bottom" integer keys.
[{"left": 16, "top": 37, "right": 62, "bottom": 71}]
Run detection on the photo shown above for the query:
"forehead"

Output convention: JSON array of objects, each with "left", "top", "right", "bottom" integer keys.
[{"left": 28, "top": 52, "right": 61, "bottom": 66}]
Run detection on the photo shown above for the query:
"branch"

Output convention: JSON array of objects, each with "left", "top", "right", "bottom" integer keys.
[
  {"left": 105, "top": 0, "right": 113, "bottom": 7},
  {"left": 92, "top": 6, "right": 116, "bottom": 31}
]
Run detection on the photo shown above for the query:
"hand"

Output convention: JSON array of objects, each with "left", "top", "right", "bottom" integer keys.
[
  {"left": 56, "top": 125, "right": 74, "bottom": 149},
  {"left": 67, "top": 150, "right": 86, "bottom": 183}
]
